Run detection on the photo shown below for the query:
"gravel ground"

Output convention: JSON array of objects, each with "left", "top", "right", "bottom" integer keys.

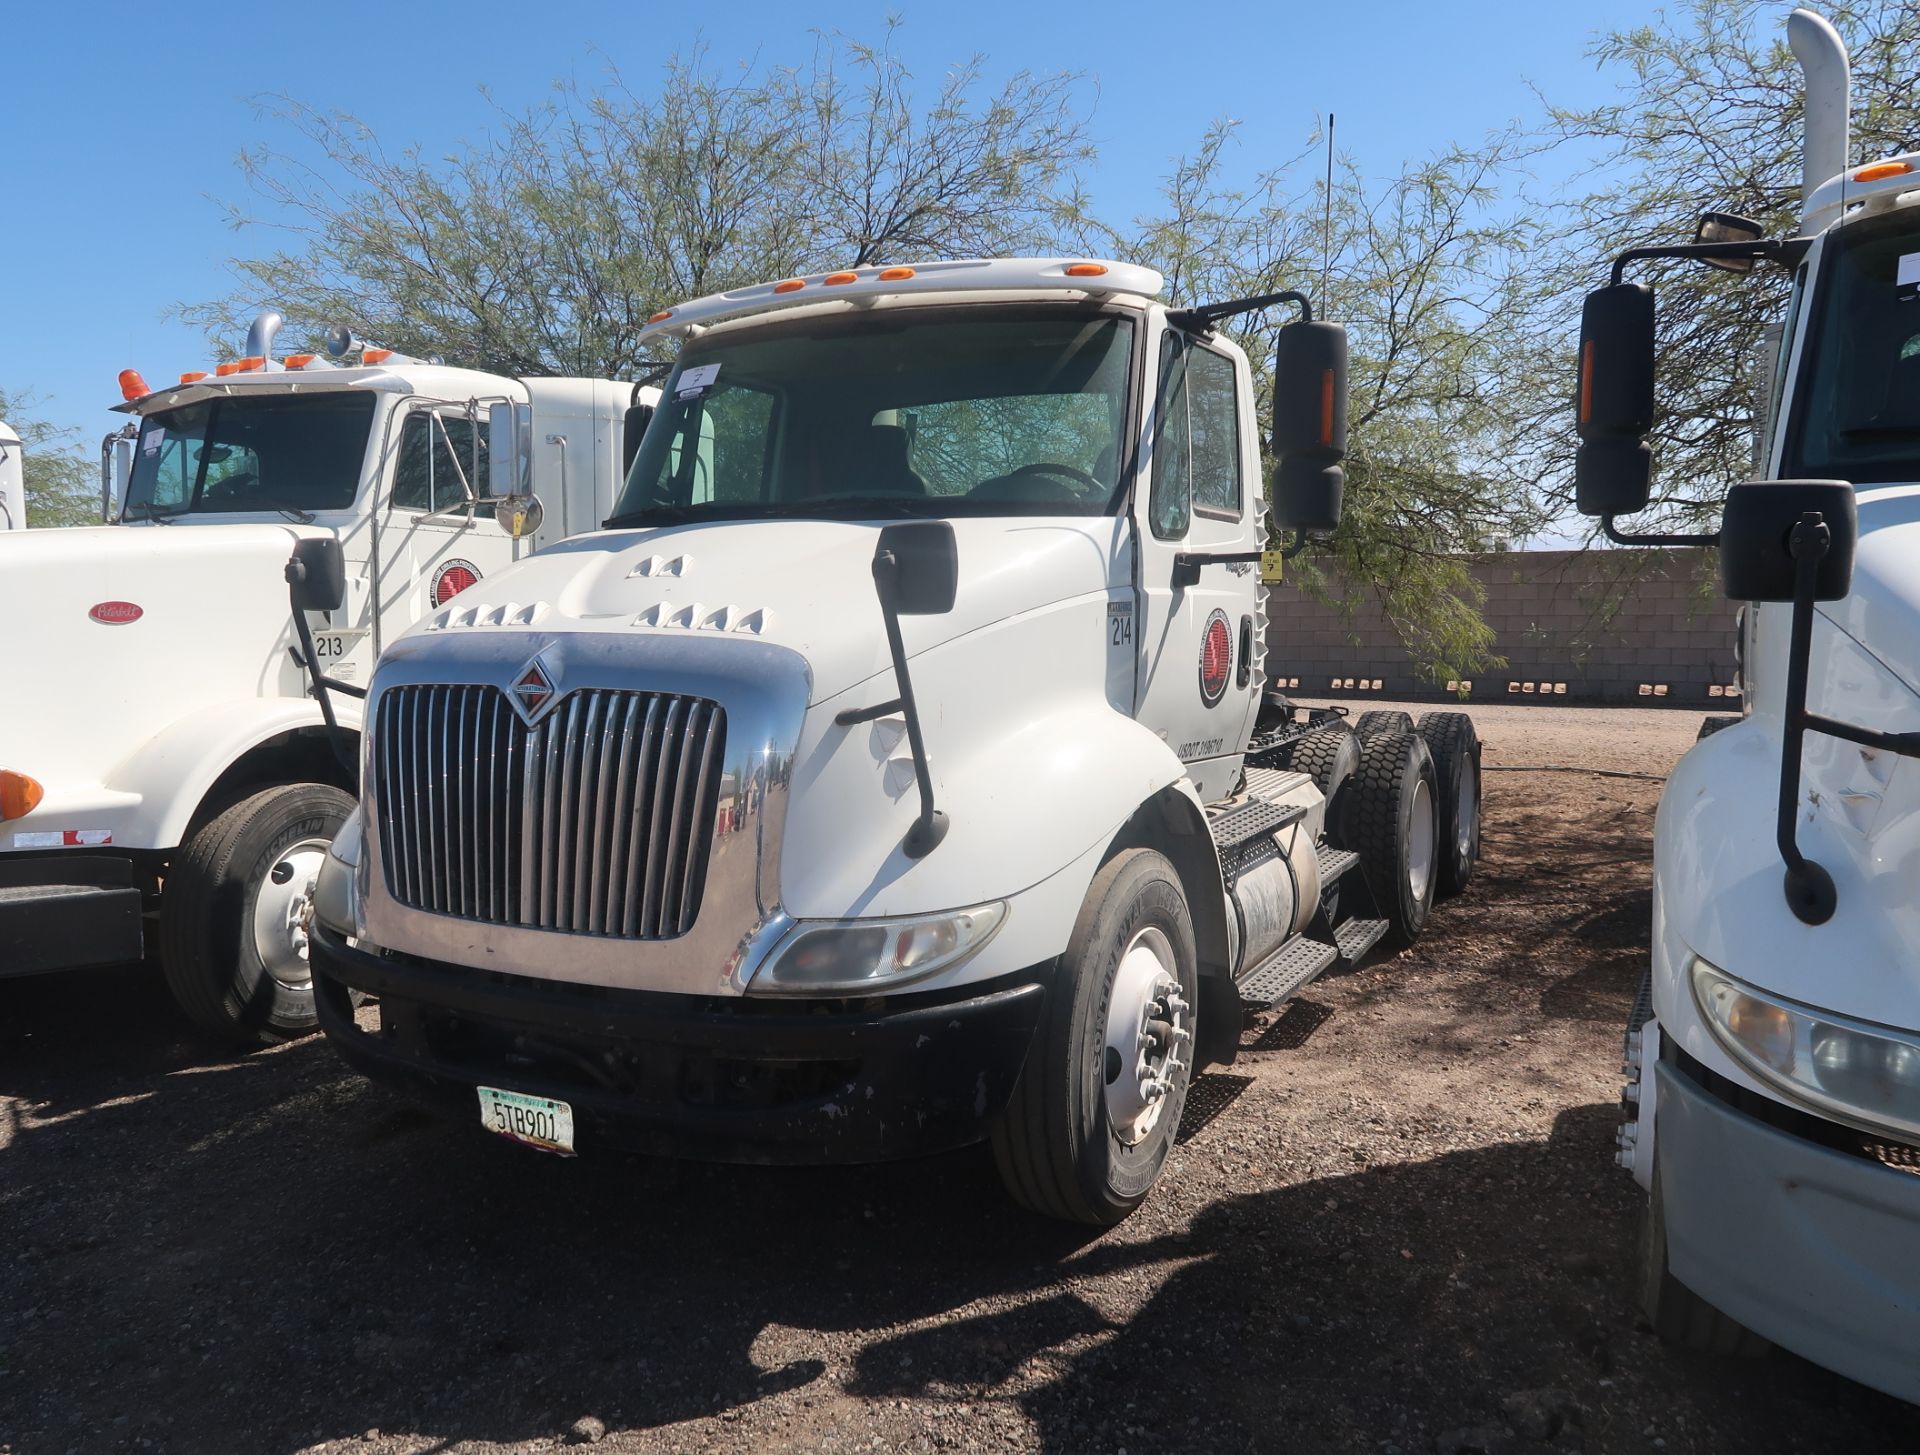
[{"left": 4, "top": 702, "right": 1916, "bottom": 1455}]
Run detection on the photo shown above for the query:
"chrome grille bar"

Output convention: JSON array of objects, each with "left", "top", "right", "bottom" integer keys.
[{"left": 373, "top": 684, "right": 726, "bottom": 939}]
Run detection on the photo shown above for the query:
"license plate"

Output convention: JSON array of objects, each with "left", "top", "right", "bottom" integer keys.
[{"left": 476, "top": 1086, "right": 576, "bottom": 1155}]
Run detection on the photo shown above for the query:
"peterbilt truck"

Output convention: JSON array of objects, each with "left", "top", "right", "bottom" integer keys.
[
  {"left": 308, "top": 257, "right": 1484, "bottom": 1221},
  {"left": 1577, "top": 9, "right": 1920, "bottom": 1403},
  {"left": 0, "top": 311, "right": 652, "bottom": 1043}
]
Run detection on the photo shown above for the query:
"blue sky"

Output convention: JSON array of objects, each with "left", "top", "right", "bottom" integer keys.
[{"left": 4, "top": 0, "right": 1663, "bottom": 451}]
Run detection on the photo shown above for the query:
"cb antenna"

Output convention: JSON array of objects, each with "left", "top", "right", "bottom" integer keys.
[{"left": 1321, "top": 113, "right": 1336, "bottom": 306}]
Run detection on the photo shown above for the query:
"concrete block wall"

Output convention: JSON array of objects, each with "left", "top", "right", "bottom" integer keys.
[{"left": 1264, "top": 549, "right": 1740, "bottom": 706}]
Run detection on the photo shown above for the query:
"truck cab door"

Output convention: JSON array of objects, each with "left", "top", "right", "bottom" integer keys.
[
  {"left": 375, "top": 405, "right": 518, "bottom": 647},
  {"left": 1131, "top": 327, "right": 1264, "bottom": 802}
]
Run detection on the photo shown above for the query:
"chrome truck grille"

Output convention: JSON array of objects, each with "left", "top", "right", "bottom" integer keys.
[{"left": 373, "top": 684, "right": 727, "bottom": 939}]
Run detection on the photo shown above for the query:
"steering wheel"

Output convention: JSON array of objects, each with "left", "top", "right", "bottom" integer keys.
[{"left": 1007, "top": 461, "right": 1105, "bottom": 499}]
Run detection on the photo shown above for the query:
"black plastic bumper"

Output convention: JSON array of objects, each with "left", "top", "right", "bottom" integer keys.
[
  {"left": 311, "top": 920, "right": 1050, "bottom": 1165},
  {"left": 0, "top": 856, "right": 145, "bottom": 978}
]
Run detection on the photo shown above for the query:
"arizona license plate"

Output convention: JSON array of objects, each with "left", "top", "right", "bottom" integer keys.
[{"left": 476, "top": 1086, "right": 576, "bottom": 1155}]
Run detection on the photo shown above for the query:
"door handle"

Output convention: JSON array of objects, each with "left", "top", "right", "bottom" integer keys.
[{"left": 1171, "top": 550, "right": 1262, "bottom": 588}]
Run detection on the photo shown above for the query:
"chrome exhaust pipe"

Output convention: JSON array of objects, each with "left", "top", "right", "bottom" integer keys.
[
  {"left": 1788, "top": 9, "right": 1850, "bottom": 228},
  {"left": 244, "top": 309, "right": 286, "bottom": 369}
]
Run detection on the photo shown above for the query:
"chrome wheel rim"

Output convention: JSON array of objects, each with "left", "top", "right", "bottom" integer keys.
[
  {"left": 1408, "top": 778, "right": 1437, "bottom": 904},
  {"left": 1455, "top": 756, "right": 1478, "bottom": 861},
  {"left": 1102, "top": 926, "right": 1190, "bottom": 1146},
  {"left": 252, "top": 837, "right": 329, "bottom": 992}
]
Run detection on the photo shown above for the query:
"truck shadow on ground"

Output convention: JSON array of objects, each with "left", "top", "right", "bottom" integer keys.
[{"left": 5, "top": 1039, "right": 1915, "bottom": 1455}]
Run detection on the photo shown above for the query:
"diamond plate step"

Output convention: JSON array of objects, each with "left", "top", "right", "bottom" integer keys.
[
  {"left": 1236, "top": 934, "right": 1339, "bottom": 1010},
  {"left": 1208, "top": 798, "right": 1308, "bottom": 853},
  {"left": 1333, "top": 917, "right": 1389, "bottom": 964},
  {"left": 1316, "top": 845, "right": 1360, "bottom": 883}
]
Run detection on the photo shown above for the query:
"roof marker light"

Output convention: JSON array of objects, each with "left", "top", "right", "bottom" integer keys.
[
  {"left": 648, "top": 309, "right": 674, "bottom": 323},
  {"left": 0, "top": 769, "right": 44, "bottom": 821},
  {"left": 772, "top": 279, "right": 806, "bottom": 294},
  {"left": 823, "top": 271, "right": 859, "bottom": 286},
  {"left": 180, "top": 370, "right": 209, "bottom": 384},
  {"left": 1854, "top": 160, "right": 1914, "bottom": 183},
  {"left": 1063, "top": 263, "right": 1109, "bottom": 278},
  {"left": 284, "top": 353, "right": 317, "bottom": 368},
  {"left": 214, "top": 361, "right": 242, "bottom": 377},
  {"left": 879, "top": 266, "right": 916, "bottom": 281},
  {"left": 362, "top": 347, "right": 394, "bottom": 364},
  {"left": 234, "top": 356, "right": 266, "bottom": 373},
  {"left": 117, "top": 369, "right": 150, "bottom": 401}
]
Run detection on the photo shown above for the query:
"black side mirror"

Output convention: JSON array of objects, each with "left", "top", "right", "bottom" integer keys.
[
  {"left": 1574, "top": 283, "right": 1656, "bottom": 517},
  {"left": 1693, "top": 212, "right": 1765, "bottom": 273},
  {"left": 874, "top": 520, "right": 958, "bottom": 616},
  {"left": 1720, "top": 479, "right": 1856, "bottom": 603},
  {"left": 1270, "top": 320, "right": 1349, "bottom": 533},
  {"left": 287, "top": 537, "right": 346, "bottom": 614},
  {"left": 621, "top": 403, "right": 654, "bottom": 474}
]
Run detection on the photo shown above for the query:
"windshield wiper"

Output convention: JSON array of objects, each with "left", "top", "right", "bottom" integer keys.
[{"left": 603, "top": 502, "right": 710, "bottom": 529}]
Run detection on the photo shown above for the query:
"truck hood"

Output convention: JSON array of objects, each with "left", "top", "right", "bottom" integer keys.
[
  {"left": 0, "top": 523, "right": 323, "bottom": 786},
  {"left": 1823, "top": 483, "right": 1920, "bottom": 699},
  {"left": 415, "top": 515, "right": 1127, "bottom": 704}
]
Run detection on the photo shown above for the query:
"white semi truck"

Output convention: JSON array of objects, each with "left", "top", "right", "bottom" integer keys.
[
  {"left": 0, "top": 311, "right": 652, "bottom": 1043},
  {"left": 0, "top": 419, "right": 22, "bottom": 530},
  {"left": 1577, "top": 9, "right": 1920, "bottom": 1402},
  {"left": 307, "top": 257, "right": 1485, "bottom": 1221}
]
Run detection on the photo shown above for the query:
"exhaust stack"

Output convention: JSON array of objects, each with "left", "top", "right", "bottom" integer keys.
[
  {"left": 244, "top": 310, "right": 287, "bottom": 371},
  {"left": 1788, "top": 8, "right": 1851, "bottom": 230}
]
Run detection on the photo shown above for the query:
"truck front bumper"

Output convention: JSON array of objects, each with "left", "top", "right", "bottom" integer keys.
[
  {"left": 0, "top": 855, "right": 145, "bottom": 977},
  {"left": 311, "top": 921, "right": 1049, "bottom": 1165},
  {"left": 1657, "top": 1055, "right": 1920, "bottom": 1404}
]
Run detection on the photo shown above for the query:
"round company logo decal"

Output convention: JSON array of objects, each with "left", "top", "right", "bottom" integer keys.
[
  {"left": 88, "top": 601, "right": 144, "bottom": 625},
  {"left": 432, "top": 559, "right": 481, "bottom": 607},
  {"left": 1198, "top": 609, "right": 1232, "bottom": 707}
]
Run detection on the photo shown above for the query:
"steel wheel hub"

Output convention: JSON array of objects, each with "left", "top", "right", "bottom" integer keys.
[
  {"left": 252, "top": 838, "right": 329, "bottom": 992},
  {"left": 1408, "top": 777, "right": 1437, "bottom": 903},
  {"left": 1102, "top": 926, "right": 1191, "bottom": 1146}
]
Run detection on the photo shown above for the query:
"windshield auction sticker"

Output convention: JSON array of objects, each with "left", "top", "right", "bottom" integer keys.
[{"left": 675, "top": 363, "right": 721, "bottom": 399}]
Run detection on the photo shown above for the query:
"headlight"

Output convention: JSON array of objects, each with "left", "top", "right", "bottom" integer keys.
[
  {"left": 312, "top": 808, "right": 365, "bottom": 938},
  {"left": 749, "top": 903, "right": 1006, "bottom": 995},
  {"left": 1692, "top": 958, "right": 1920, "bottom": 1139}
]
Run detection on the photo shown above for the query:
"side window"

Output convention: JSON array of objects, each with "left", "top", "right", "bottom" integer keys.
[
  {"left": 1149, "top": 334, "right": 1192, "bottom": 539},
  {"left": 391, "top": 412, "right": 491, "bottom": 514},
  {"left": 1187, "top": 346, "right": 1243, "bottom": 515}
]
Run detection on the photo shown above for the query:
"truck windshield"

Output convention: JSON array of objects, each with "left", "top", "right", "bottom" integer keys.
[
  {"left": 1785, "top": 210, "right": 1920, "bottom": 485},
  {"left": 122, "top": 391, "right": 377, "bottom": 520},
  {"left": 609, "top": 308, "right": 1135, "bottom": 526}
]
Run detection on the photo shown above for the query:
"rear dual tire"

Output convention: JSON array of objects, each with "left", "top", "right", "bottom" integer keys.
[
  {"left": 1340, "top": 732, "right": 1439, "bottom": 949},
  {"left": 1416, "top": 711, "right": 1482, "bottom": 897}
]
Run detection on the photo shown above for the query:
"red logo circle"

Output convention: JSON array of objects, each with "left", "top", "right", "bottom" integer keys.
[
  {"left": 1199, "top": 611, "right": 1232, "bottom": 706},
  {"left": 89, "top": 601, "right": 144, "bottom": 625},
  {"left": 432, "top": 560, "right": 480, "bottom": 607}
]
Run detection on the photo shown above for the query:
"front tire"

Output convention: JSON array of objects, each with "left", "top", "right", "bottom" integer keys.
[
  {"left": 1638, "top": 1161, "right": 1770, "bottom": 1355},
  {"left": 993, "top": 849, "right": 1198, "bottom": 1225},
  {"left": 160, "top": 783, "right": 353, "bottom": 1046}
]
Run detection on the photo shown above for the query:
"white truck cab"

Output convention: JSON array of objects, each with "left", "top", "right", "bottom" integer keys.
[
  {"left": 1576, "top": 9, "right": 1920, "bottom": 1402},
  {"left": 309, "top": 257, "right": 1486, "bottom": 1222},
  {"left": 0, "top": 419, "right": 22, "bottom": 530},
  {"left": 0, "top": 311, "right": 651, "bottom": 1042}
]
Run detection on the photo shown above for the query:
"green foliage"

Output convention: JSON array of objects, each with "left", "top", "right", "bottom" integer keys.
[{"left": 0, "top": 390, "right": 98, "bottom": 529}]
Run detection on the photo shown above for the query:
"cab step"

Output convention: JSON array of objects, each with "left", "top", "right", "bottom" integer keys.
[
  {"left": 1316, "top": 845, "right": 1360, "bottom": 883},
  {"left": 1333, "top": 916, "right": 1390, "bottom": 965},
  {"left": 1207, "top": 798, "right": 1308, "bottom": 853},
  {"left": 1235, "top": 933, "right": 1339, "bottom": 1010}
]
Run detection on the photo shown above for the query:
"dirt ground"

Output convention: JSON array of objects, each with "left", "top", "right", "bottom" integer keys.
[{"left": 3, "top": 702, "right": 1916, "bottom": 1455}]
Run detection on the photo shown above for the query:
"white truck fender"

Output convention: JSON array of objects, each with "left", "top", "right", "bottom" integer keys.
[{"left": 109, "top": 696, "right": 365, "bottom": 849}]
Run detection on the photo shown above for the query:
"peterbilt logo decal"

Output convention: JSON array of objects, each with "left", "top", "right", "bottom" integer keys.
[
  {"left": 509, "top": 653, "right": 559, "bottom": 724},
  {"left": 88, "top": 601, "right": 143, "bottom": 625}
]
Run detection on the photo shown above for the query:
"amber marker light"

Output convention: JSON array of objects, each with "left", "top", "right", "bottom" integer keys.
[
  {"left": 772, "top": 279, "right": 807, "bottom": 294},
  {"left": 362, "top": 347, "right": 394, "bottom": 364},
  {"left": 0, "top": 770, "right": 45, "bottom": 822},
  {"left": 1063, "top": 263, "right": 1109, "bottom": 277},
  {"left": 648, "top": 310, "right": 674, "bottom": 323},
  {"left": 180, "top": 371, "right": 209, "bottom": 384},
  {"left": 283, "top": 353, "right": 317, "bottom": 368},
  {"left": 878, "top": 267, "right": 916, "bottom": 281},
  {"left": 823, "top": 271, "right": 859, "bottom": 286},
  {"left": 1855, "top": 160, "right": 1914, "bottom": 183},
  {"left": 117, "top": 370, "right": 150, "bottom": 401}
]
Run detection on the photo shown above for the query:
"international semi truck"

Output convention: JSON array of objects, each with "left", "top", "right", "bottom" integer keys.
[
  {"left": 306, "top": 257, "right": 1485, "bottom": 1222},
  {"left": 0, "top": 310, "right": 652, "bottom": 1043},
  {"left": 1577, "top": 8, "right": 1920, "bottom": 1403}
]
